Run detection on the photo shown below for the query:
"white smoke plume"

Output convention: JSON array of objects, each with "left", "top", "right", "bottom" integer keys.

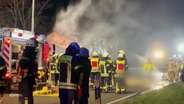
[
  {"left": 50, "top": 0, "right": 184, "bottom": 67},
  {"left": 53, "top": 0, "right": 91, "bottom": 39}
]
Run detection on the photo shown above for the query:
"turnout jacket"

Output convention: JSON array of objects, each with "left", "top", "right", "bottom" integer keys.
[
  {"left": 78, "top": 56, "right": 92, "bottom": 97},
  {"left": 58, "top": 53, "right": 81, "bottom": 90}
]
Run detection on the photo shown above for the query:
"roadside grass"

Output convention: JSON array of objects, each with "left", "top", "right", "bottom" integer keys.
[{"left": 122, "top": 82, "right": 184, "bottom": 104}]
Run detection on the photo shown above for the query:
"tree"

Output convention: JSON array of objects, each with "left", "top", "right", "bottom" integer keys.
[{"left": 0, "top": 0, "right": 53, "bottom": 34}]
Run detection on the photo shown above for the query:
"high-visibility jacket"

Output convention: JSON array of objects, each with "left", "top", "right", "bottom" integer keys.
[
  {"left": 58, "top": 54, "right": 82, "bottom": 90},
  {"left": 115, "top": 59, "right": 125, "bottom": 78},
  {"left": 90, "top": 57, "right": 100, "bottom": 72},
  {"left": 179, "top": 64, "right": 184, "bottom": 70},
  {"left": 144, "top": 63, "right": 154, "bottom": 71},
  {"left": 51, "top": 59, "right": 59, "bottom": 74},
  {"left": 168, "top": 61, "right": 175, "bottom": 71},
  {"left": 100, "top": 60, "right": 109, "bottom": 77},
  {"left": 107, "top": 59, "right": 113, "bottom": 73}
]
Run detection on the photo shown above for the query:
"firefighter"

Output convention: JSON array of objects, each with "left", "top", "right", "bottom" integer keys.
[
  {"left": 167, "top": 58, "right": 176, "bottom": 83},
  {"left": 0, "top": 55, "right": 7, "bottom": 104},
  {"left": 144, "top": 58, "right": 154, "bottom": 71},
  {"left": 143, "top": 59, "right": 154, "bottom": 78},
  {"left": 143, "top": 58, "right": 155, "bottom": 84},
  {"left": 114, "top": 53, "right": 126, "bottom": 94},
  {"left": 50, "top": 54, "right": 59, "bottom": 86},
  {"left": 107, "top": 55, "right": 114, "bottom": 89},
  {"left": 180, "top": 63, "right": 184, "bottom": 82},
  {"left": 18, "top": 38, "right": 38, "bottom": 104},
  {"left": 90, "top": 51, "right": 100, "bottom": 89},
  {"left": 78, "top": 47, "right": 91, "bottom": 104},
  {"left": 179, "top": 62, "right": 184, "bottom": 80},
  {"left": 175, "top": 59, "right": 181, "bottom": 81},
  {"left": 118, "top": 50, "right": 128, "bottom": 70},
  {"left": 99, "top": 52, "right": 111, "bottom": 92},
  {"left": 58, "top": 42, "right": 82, "bottom": 104}
]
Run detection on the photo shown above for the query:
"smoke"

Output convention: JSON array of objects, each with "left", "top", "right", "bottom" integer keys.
[
  {"left": 52, "top": 0, "right": 184, "bottom": 67},
  {"left": 53, "top": 0, "right": 91, "bottom": 39}
]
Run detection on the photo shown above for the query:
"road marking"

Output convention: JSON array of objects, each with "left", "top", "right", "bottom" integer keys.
[{"left": 106, "top": 93, "right": 138, "bottom": 104}]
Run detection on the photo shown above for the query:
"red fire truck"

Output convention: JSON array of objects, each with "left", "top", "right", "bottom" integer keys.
[{"left": 0, "top": 27, "right": 51, "bottom": 91}]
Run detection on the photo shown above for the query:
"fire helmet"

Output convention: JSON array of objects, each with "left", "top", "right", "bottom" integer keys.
[
  {"left": 118, "top": 53, "right": 124, "bottom": 58},
  {"left": 69, "top": 42, "right": 80, "bottom": 53},
  {"left": 26, "top": 38, "right": 38, "bottom": 47},
  {"left": 92, "top": 51, "right": 98, "bottom": 56},
  {"left": 118, "top": 50, "right": 125, "bottom": 55},
  {"left": 53, "top": 54, "right": 59, "bottom": 58},
  {"left": 102, "top": 52, "right": 109, "bottom": 58},
  {"left": 79, "top": 47, "right": 89, "bottom": 57}
]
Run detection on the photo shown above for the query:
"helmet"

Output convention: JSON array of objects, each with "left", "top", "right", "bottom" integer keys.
[
  {"left": 59, "top": 53, "right": 64, "bottom": 57},
  {"left": 118, "top": 53, "right": 124, "bottom": 58},
  {"left": 79, "top": 47, "right": 89, "bottom": 57},
  {"left": 118, "top": 50, "right": 125, "bottom": 55},
  {"left": 147, "top": 58, "right": 152, "bottom": 63},
  {"left": 26, "top": 38, "right": 38, "bottom": 47},
  {"left": 53, "top": 54, "right": 59, "bottom": 58},
  {"left": 102, "top": 52, "right": 109, "bottom": 57},
  {"left": 92, "top": 51, "right": 98, "bottom": 56},
  {"left": 69, "top": 42, "right": 80, "bottom": 53}
]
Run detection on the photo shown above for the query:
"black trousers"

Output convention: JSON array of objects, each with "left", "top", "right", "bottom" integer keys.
[
  {"left": 0, "top": 86, "right": 4, "bottom": 97},
  {"left": 59, "top": 89, "right": 78, "bottom": 104}
]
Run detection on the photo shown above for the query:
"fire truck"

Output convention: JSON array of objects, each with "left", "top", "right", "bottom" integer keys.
[{"left": 0, "top": 27, "right": 51, "bottom": 91}]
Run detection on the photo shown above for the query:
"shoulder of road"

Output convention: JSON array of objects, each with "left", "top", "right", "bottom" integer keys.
[{"left": 118, "top": 81, "right": 184, "bottom": 104}]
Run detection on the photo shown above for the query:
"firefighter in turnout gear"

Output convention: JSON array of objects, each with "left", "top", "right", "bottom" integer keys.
[
  {"left": 143, "top": 58, "right": 155, "bottom": 82},
  {"left": 90, "top": 51, "right": 100, "bottom": 88},
  {"left": 100, "top": 53, "right": 111, "bottom": 92},
  {"left": 50, "top": 54, "right": 59, "bottom": 86},
  {"left": 78, "top": 47, "right": 91, "bottom": 104},
  {"left": 107, "top": 55, "right": 114, "bottom": 89},
  {"left": 58, "top": 42, "right": 82, "bottom": 104},
  {"left": 118, "top": 50, "right": 128, "bottom": 70},
  {"left": 0, "top": 55, "right": 7, "bottom": 104},
  {"left": 17, "top": 38, "right": 39, "bottom": 104},
  {"left": 114, "top": 53, "right": 127, "bottom": 94},
  {"left": 144, "top": 58, "right": 154, "bottom": 71},
  {"left": 167, "top": 58, "right": 176, "bottom": 83}
]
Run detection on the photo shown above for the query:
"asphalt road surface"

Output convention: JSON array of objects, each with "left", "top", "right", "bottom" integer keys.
[
  {"left": 2, "top": 87, "right": 142, "bottom": 104},
  {"left": 2, "top": 69, "right": 168, "bottom": 104}
]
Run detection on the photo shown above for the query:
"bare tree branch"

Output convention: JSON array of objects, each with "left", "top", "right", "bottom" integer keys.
[{"left": 0, "top": 0, "right": 53, "bottom": 33}]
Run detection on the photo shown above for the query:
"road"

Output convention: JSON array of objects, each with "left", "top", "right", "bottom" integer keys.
[
  {"left": 2, "top": 69, "right": 168, "bottom": 104},
  {"left": 2, "top": 87, "right": 142, "bottom": 104}
]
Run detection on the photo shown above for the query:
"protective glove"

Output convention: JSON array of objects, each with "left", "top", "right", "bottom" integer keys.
[{"left": 78, "top": 88, "right": 82, "bottom": 100}]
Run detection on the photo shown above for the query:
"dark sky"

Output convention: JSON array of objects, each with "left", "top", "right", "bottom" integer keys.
[{"left": 52, "top": 0, "right": 184, "bottom": 67}]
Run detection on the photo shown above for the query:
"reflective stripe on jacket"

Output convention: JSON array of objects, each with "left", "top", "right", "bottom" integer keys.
[
  {"left": 58, "top": 55, "right": 81, "bottom": 90},
  {"left": 0, "top": 65, "right": 6, "bottom": 70}
]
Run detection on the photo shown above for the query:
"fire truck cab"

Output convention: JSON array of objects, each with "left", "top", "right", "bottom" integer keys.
[{"left": 0, "top": 27, "right": 50, "bottom": 91}]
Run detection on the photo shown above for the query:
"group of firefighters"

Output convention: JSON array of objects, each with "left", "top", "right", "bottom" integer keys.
[
  {"left": 89, "top": 50, "right": 128, "bottom": 94},
  {"left": 144, "top": 57, "right": 184, "bottom": 83},
  {"left": 50, "top": 49, "right": 128, "bottom": 94},
  {"left": 167, "top": 58, "right": 184, "bottom": 83}
]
